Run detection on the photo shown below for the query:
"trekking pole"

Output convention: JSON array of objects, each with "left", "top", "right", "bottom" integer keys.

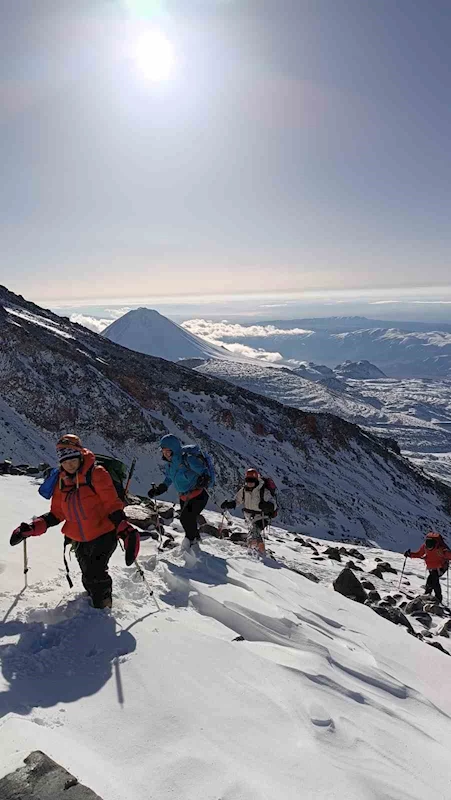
[
  {"left": 398, "top": 556, "right": 407, "bottom": 591},
  {"left": 447, "top": 567, "right": 450, "bottom": 607},
  {"left": 23, "top": 539, "right": 29, "bottom": 589},
  {"left": 135, "top": 558, "right": 161, "bottom": 611},
  {"left": 124, "top": 458, "right": 137, "bottom": 498}
]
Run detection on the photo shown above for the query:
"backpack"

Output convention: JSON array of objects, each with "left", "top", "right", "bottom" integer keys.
[
  {"left": 260, "top": 476, "right": 278, "bottom": 518},
  {"left": 182, "top": 445, "right": 216, "bottom": 489},
  {"left": 86, "top": 455, "right": 129, "bottom": 501}
]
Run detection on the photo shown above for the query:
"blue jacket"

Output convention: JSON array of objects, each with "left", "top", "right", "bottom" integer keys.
[{"left": 160, "top": 435, "right": 206, "bottom": 495}]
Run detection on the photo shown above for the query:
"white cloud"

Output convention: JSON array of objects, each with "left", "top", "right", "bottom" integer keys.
[
  {"left": 182, "top": 319, "right": 312, "bottom": 340},
  {"left": 70, "top": 314, "right": 112, "bottom": 333},
  {"left": 220, "top": 343, "right": 284, "bottom": 362}
]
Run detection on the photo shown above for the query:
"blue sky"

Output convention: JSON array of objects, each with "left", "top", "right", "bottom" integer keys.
[{"left": 2, "top": 0, "right": 451, "bottom": 303}]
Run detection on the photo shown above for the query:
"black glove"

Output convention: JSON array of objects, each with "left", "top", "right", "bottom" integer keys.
[
  {"left": 148, "top": 483, "right": 167, "bottom": 499},
  {"left": 10, "top": 522, "right": 32, "bottom": 546},
  {"left": 259, "top": 501, "right": 274, "bottom": 514},
  {"left": 221, "top": 500, "right": 236, "bottom": 510},
  {"left": 404, "top": 549, "right": 411, "bottom": 558}
]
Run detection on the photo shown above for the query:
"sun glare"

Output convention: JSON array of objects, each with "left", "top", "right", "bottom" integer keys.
[{"left": 133, "top": 29, "right": 175, "bottom": 82}]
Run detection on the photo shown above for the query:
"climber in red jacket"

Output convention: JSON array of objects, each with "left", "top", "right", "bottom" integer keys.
[{"left": 405, "top": 532, "right": 451, "bottom": 603}]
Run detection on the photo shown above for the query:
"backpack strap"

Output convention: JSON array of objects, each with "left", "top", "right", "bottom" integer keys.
[{"left": 85, "top": 464, "right": 96, "bottom": 494}]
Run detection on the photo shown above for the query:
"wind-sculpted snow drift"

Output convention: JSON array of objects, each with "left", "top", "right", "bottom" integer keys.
[
  {"left": 1, "top": 477, "right": 451, "bottom": 800},
  {"left": 1, "top": 285, "right": 451, "bottom": 548}
]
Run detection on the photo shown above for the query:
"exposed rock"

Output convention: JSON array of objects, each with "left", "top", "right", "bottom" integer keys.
[
  {"left": 345, "top": 560, "right": 363, "bottom": 572},
  {"left": 427, "top": 641, "right": 450, "bottom": 656},
  {"left": 438, "top": 620, "right": 451, "bottom": 637},
  {"left": 324, "top": 547, "right": 342, "bottom": 562},
  {"left": 361, "top": 580, "right": 376, "bottom": 591},
  {"left": 369, "top": 566, "right": 385, "bottom": 579},
  {"left": 423, "top": 602, "right": 445, "bottom": 616},
  {"left": 311, "top": 556, "right": 325, "bottom": 561},
  {"left": 382, "top": 595, "right": 397, "bottom": 607},
  {"left": 287, "top": 566, "right": 320, "bottom": 583},
  {"left": 0, "top": 751, "right": 103, "bottom": 799},
  {"left": 371, "top": 605, "right": 414, "bottom": 634},
  {"left": 125, "top": 504, "right": 157, "bottom": 531},
  {"left": 199, "top": 523, "right": 221, "bottom": 537},
  {"left": 333, "top": 568, "right": 367, "bottom": 604},
  {"left": 404, "top": 597, "right": 424, "bottom": 615},
  {"left": 367, "top": 590, "right": 381, "bottom": 603},
  {"left": 411, "top": 611, "right": 433, "bottom": 629},
  {"left": 347, "top": 548, "right": 365, "bottom": 561},
  {"left": 377, "top": 562, "right": 397, "bottom": 575}
]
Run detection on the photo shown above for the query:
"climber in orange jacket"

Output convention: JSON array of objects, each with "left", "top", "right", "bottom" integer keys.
[
  {"left": 10, "top": 435, "right": 140, "bottom": 608},
  {"left": 405, "top": 532, "right": 451, "bottom": 603}
]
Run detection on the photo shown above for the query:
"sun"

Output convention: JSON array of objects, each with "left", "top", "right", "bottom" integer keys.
[{"left": 132, "top": 28, "right": 175, "bottom": 82}]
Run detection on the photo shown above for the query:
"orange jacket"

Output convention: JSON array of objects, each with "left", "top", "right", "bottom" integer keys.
[
  {"left": 410, "top": 543, "right": 451, "bottom": 571},
  {"left": 50, "top": 449, "right": 123, "bottom": 542}
]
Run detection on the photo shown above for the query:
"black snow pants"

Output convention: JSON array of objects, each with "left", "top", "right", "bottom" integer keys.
[
  {"left": 73, "top": 531, "right": 118, "bottom": 608},
  {"left": 425, "top": 566, "right": 447, "bottom": 603},
  {"left": 180, "top": 490, "right": 208, "bottom": 543}
]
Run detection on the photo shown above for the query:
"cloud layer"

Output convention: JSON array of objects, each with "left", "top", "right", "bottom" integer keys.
[{"left": 181, "top": 319, "right": 311, "bottom": 340}]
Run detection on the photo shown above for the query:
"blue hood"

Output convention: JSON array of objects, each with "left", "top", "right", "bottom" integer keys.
[{"left": 160, "top": 435, "right": 182, "bottom": 456}]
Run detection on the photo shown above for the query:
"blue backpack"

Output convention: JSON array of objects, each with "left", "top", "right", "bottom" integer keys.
[{"left": 182, "top": 445, "right": 216, "bottom": 489}]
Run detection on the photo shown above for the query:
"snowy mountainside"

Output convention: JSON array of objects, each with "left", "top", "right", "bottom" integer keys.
[
  {"left": 102, "top": 306, "right": 231, "bottom": 361},
  {"left": 334, "top": 359, "right": 386, "bottom": 379},
  {"left": 2, "top": 476, "right": 451, "bottom": 800},
  {"left": 1, "top": 284, "right": 451, "bottom": 546},
  {"left": 195, "top": 359, "right": 451, "bottom": 486}
]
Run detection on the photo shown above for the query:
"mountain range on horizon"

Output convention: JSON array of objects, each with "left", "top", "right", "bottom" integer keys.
[{"left": 1, "top": 283, "right": 451, "bottom": 549}]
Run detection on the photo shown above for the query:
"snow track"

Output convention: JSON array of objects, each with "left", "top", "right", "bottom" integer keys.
[{"left": 2, "top": 478, "right": 451, "bottom": 799}]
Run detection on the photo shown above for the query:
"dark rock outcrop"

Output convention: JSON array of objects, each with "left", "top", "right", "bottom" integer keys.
[
  {"left": 333, "top": 568, "right": 367, "bottom": 604},
  {"left": 0, "top": 751, "right": 103, "bottom": 799}
]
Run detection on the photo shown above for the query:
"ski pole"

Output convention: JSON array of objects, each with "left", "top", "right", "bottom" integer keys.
[
  {"left": 447, "top": 567, "right": 449, "bottom": 607},
  {"left": 124, "top": 458, "right": 137, "bottom": 498},
  {"left": 135, "top": 558, "right": 161, "bottom": 611},
  {"left": 23, "top": 539, "right": 29, "bottom": 589},
  {"left": 398, "top": 556, "right": 407, "bottom": 591}
]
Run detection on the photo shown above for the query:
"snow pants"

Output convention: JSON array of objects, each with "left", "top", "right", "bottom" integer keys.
[
  {"left": 180, "top": 490, "right": 208, "bottom": 543},
  {"left": 73, "top": 531, "right": 118, "bottom": 608},
  {"left": 245, "top": 516, "right": 269, "bottom": 546},
  {"left": 425, "top": 566, "right": 448, "bottom": 603}
]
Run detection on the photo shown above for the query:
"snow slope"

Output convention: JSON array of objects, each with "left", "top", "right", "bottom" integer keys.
[
  {"left": 2, "top": 476, "right": 451, "bottom": 800},
  {"left": 103, "top": 307, "right": 231, "bottom": 361}
]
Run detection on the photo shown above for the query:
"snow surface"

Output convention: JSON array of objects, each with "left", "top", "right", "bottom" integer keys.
[{"left": 2, "top": 476, "right": 451, "bottom": 799}]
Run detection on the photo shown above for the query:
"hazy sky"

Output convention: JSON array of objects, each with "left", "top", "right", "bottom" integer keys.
[{"left": 2, "top": 0, "right": 451, "bottom": 302}]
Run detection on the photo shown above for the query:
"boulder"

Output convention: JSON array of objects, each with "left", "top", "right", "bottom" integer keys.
[
  {"left": 438, "top": 620, "right": 451, "bottom": 637},
  {"left": 0, "top": 750, "right": 103, "bottom": 799},
  {"left": 26, "top": 466, "right": 41, "bottom": 476},
  {"left": 324, "top": 547, "right": 342, "bottom": 562},
  {"left": 361, "top": 580, "right": 376, "bottom": 591},
  {"left": 367, "top": 590, "right": 381, "bottom": 603},
  {"left": 333, "top": 568, "right": 367, "bottom": 604},
  {"left": 0, "top": 459, "right": 12, "bottom": 475},
  {"left": 404, "top": 597, "right": 424, "bottom": 615},
  {"left": 288, "top": 566, "right": 320, "bottom": 583},
  {"left": 347, "top": 548, "right": 365, "bottom": 561},
  {"left": 377, "top": 561, "right": 397, "bottom": 575},
  {"left": 345, "top": 560, "right": 363, "bottom": 572},
  {"left": 423, "top": 602, "right": 445, "bottom": 616},
  {"left": 369, "top": 566, "right": 385, "bottom": 579},
  {"left": 199, "top": 523, "right": 221, "bottom": 537},
  {"left": 371, "top": 605, "right": 414, "bottom": 634},
  {"left": 427, "top": 641, "right": 450, "bottom": 656},
  {"left": 411, "top": 611, "right": 433, "bottom": 629},
  {"left": 382, "top": 595, "right": 397, "bottom": 607},
  {"left": 125, "top": 504, "right": 157, "bottom": 530}
]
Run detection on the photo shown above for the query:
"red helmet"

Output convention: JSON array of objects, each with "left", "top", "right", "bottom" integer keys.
[{"left": 245, "top": 468, "right": 259, "bottom": 482}]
